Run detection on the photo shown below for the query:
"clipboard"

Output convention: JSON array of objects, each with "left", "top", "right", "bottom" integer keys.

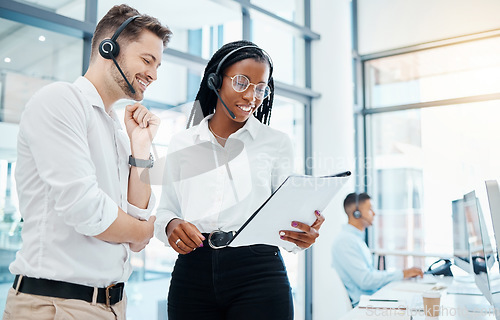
[{"left": 228, "top": 171, "right": 351, "bottom": 251}]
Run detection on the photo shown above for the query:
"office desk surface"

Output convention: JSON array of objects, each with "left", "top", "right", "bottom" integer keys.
[{"left": 340, "top": 276, "right": 496, "bottom": 320}]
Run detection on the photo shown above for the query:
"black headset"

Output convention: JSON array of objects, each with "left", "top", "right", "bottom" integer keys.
[
  {"left": 98, "top": 15, "right": 141, "bottom": 95},
  {"left": 353, "top": 193, "right": 362, "bottom": 219},
  {"left": 207, "top": 45, "right": 273, "bottom": 91},
  {"left": 99, "top": 15, "right": 140, "bottom": 59}
]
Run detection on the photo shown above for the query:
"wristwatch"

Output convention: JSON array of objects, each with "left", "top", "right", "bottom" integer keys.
[{"left": 129, "top": 153, "right": 154, "bottom": 168}]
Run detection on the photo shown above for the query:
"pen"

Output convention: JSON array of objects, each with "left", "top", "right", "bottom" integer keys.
[
  {"left": 330, "top": 171, "right": 351, "bottom": 177},
  {"left": 369, "top": 299, "right": 399, "bottom": 302}
]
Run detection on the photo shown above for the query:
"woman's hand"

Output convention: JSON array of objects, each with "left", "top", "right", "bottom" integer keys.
[
  {"left": 279, "top": 210, "right": 325, "bottom": 249},
  {"left": 166, "top": 218, "right": 205, "bottom": 254}
]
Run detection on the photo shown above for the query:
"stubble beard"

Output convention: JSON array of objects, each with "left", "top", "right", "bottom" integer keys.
[{"left": 110, "top": 58, "right": 139, "bottom": 100}]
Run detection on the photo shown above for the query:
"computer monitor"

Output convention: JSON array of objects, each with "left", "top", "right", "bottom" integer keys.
[
  {"left": 464, "top": 188, "right": 500, "bottom": 317},
  {"left": 452, "top": 198, "right": 471, "bottom": 271},
  {"left": 483, "top": 181, "right": 500, "bottom": 309},
  {"left": 463, "top": 191, "right": 490, "bottom": 300}
]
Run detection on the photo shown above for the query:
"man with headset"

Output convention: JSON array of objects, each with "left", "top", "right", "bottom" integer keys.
[
  {"left": 331, "top": 192, "right": 423, "bottom": 307},
  {"left": 3, "top": 5, "right": 171, "bottom": 319}
]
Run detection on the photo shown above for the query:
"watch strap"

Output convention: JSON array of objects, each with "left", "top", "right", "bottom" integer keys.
[{"left": 129, "top": 154, "right": 154, "bottom": 168}]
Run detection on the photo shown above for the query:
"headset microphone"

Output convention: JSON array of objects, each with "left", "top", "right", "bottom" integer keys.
[
  {"left": 207, "top": 75, "right": 236, "bottom": 119},
  {"left": 110, "top": 55, "right": 135, "bottom": 94}
]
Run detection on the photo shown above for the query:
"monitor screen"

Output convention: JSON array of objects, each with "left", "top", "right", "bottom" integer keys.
[
  {"left": 464, "top": 187, "right": 500, "bottom": 317},
  {"left": 452, "top": 198, "right": 470, "bottom": 271},
  {"left": 483, "top": 180, "right": 500, "bottom": 311},
  {"left": 463, "top": 191, "right": 490, "bottom": 301}
]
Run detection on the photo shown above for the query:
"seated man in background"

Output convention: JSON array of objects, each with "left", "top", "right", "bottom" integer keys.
[{"left": 332, "top": 192, "right": 423, "bottom": 307}]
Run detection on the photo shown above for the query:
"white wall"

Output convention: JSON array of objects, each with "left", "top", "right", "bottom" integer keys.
[
  {"left": 358, "top": 0, "right": 500, "bottom": 54},
  {"left": 311, "top": 0, "right": 355, "bottom": 319}
]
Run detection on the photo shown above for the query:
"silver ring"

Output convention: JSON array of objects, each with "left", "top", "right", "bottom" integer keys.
[{"left": 175, "top": 239, "right": 181, "bottom": 246}]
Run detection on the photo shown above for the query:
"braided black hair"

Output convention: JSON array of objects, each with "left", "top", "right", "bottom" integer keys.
[{"left": 187, "top": 40, "right": 274, "bottom": 128}]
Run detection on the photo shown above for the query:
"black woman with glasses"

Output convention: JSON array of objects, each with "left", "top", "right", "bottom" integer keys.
[{"left": 154, "top": 40, "right": 324, "bottom": 320}]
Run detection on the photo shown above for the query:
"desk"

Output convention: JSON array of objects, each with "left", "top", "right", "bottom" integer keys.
[{"left": 340, "top": 277, "right": 496, "bottom": 319}]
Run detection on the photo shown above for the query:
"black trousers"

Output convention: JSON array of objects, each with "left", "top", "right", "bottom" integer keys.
[{"left": 167, "top": 243, "right": 294, "bottom": 320}]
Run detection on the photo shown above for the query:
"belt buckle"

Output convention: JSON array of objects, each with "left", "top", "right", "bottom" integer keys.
[
  {"left": 105, "top": 284, "right": 115, "bottom": 307},
  {"left": 208, "top": 230, "right": 234, "bottom": 249}
]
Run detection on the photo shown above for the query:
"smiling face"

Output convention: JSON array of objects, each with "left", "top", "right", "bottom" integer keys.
[
  {"left": 215, "top": 58, "right": 270, "bottom": 124},
  {"left": 111, "top": 29, "right": 164, "bottom": 101}
]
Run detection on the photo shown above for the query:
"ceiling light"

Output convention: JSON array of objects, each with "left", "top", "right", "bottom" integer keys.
[
  {"left": 4, "top": 57, "right": 11, "bottom": 63},
  {"left": 39, "top": 35, "right": 46, "bottom": 42}
]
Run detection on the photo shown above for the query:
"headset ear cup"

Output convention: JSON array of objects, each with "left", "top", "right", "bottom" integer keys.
[
  {"left": 207, "top": 73, "right": 221, "bottom": 91},
  {"left": 99, "top": 39, "right": 120, "bottom": 59},
  {"left": 353, "top": 210, "right": 361, "bottom": 219}
]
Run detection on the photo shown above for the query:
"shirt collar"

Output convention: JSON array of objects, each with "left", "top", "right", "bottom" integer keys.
[
  {"left": 74, "top": 76, "right": 105, "bottom": 110},
  {"left": 344, "top": 224, "right": 365, "bottom": 241},
  {"left": 193, "top": 114, "right": 261, "bottom": 142}
]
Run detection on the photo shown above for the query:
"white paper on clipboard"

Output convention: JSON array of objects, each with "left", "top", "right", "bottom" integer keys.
[{"left": 228, "top": 172, "right": 351, "bottom": 251}]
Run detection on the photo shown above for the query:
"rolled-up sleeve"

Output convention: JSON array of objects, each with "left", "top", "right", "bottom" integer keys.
[
  {"left": 127, "top": 192, "right": 155, "bottom": 220},
  {"left": 154, "top": 138, "right": 182, "bottom": 246},
  {"left": 21, "top": 83, "right": 118, "bottom": 236}
]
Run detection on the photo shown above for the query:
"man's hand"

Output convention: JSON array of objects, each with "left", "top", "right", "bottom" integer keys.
[
  {"left": 129, "top": 216, "right": 156, "bottom": 252},
  {"left": 166, "top": 219, "right": 205, "bottom": 254},
  {"left": 279, "top": 210, "right": 325, "bottom": 249},
  {"left": 403, "top": 267, "right": 424, "bottom": 279},
  {"left": 124, "top": 103, "right": 160, "bottom": 157}
]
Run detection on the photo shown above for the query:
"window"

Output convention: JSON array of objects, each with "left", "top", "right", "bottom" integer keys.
[
  {"left": 363, "top": 35, "right": 500, "bottom": 270},
  {"left": 252, "top": 21, "right": 306, "bottom": 87},
  {"left": 365, "top": 37, "right": 500, "bottom": 108},
  {"left": 98, "top": 0, "right": 242, "bottom": 59},
  {"left": 0, "top": 18, "right": 83, "bottom": 123},
  {"left": 0, "top": 1, "right": 316, "bottom": 318},
  {"left": 250, "top": 0, "right": 305, "bottom": 26},
  {"left": 12, "top": 0, "right": 87, "bottom": 21}
]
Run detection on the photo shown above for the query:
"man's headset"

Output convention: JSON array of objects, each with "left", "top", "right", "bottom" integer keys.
[
  {"left": 353, "top": 193, "right": 362, "bottom": 219},
  {"left": 207, "top": 45, "right": 273, "bottom": 119},
  {"left": 99, "top": 15, "right": 141, "bottom": 95}
]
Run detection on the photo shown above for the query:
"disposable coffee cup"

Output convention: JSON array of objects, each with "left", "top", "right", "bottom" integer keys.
[{"left": 422, "top": 290, "right": 441, "bottom": 317}]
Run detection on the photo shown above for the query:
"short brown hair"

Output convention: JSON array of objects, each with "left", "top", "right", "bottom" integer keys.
[{"left": 90, "top": 4, "right": 172, "bottom": 61}]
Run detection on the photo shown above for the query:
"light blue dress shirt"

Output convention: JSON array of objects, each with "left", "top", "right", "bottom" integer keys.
[{"left": 332, "top": 224, "right": 403, "bottom": 307}]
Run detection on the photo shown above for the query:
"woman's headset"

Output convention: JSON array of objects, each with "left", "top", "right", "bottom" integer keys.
[
  {"left": 353, "top": 193, "right": 362, "bottom": 219},
  {"left": 207, "top": 45, "right": 273, "bottom": 91}
]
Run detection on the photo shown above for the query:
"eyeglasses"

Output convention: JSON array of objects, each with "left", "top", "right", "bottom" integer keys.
[{"left": 226, "top": 74, "right": 271, "bottom": 100}]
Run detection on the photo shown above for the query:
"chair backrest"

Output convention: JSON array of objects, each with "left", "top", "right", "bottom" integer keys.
[{"left": 329, "top": 268, "right": 353, "bottom": 319}]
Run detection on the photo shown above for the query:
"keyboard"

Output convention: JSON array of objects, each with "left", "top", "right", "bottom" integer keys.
[{"left": 446, "top": 283, "right": 482, "bottom": 295}]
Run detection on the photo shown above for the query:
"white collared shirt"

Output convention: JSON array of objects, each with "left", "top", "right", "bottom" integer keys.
[
  {"left": 10, "top": 76, "right": 154, "bottom": 287},
  {"left": 154, "top": 114, "right": 294, "bottom": 246}
]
